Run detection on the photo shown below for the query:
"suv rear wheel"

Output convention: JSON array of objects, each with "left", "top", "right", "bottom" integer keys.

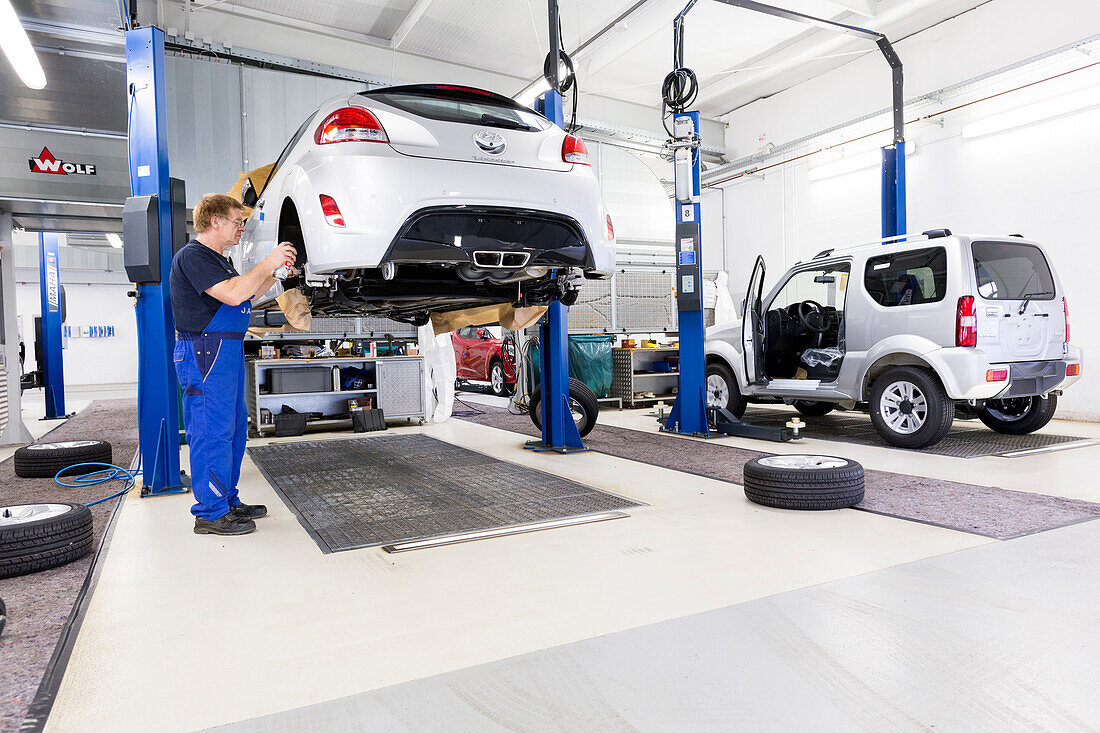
[
  {"left": 869, "top": 367, "right": 953, "bottom": 449},
  {"left": 978, "top": 394, "right": 1058, "bottom": 435}
]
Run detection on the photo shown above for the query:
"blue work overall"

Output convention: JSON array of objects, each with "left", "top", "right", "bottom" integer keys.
[{"left": 173, "top": 300, "right": 252, "bottom": 520}]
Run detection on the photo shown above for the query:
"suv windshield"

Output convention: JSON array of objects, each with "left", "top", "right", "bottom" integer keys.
[
  {"left": 361, "top": 85, "right": 551, "bottom": 132},
  {"left": 972, "top": 241, "right": 1055, "bottom": 300}
]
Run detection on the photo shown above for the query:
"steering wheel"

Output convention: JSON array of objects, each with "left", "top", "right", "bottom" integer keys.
[{"left": 797, "top": 300, "right": 831, "bottom": 333}]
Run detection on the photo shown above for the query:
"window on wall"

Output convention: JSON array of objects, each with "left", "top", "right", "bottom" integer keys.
[{"left": 864, "top": 247, "right": 947, "bottom": 307}]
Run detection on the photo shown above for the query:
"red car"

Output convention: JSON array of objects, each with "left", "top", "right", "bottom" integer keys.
[{"left": 452, "top": 326, "right": 516, "bottom": 396}]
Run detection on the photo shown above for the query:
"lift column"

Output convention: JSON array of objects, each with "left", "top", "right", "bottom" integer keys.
[
  {"left": 37, "top": 232, "right": 66, "bottom": 419},
  {"left": 125, "top": 26, "right": 186, "bottom": 496},
  {"left": 664, "top": 112, "right": 709, "bottom": 436}
]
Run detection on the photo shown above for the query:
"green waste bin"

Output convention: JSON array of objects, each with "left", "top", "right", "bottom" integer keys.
[{"left": 526, "top": 334, "right": 614, "bottom": 398}]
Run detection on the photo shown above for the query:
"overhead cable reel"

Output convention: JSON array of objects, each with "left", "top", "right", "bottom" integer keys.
[
  {"left": 662, "top": 66, "right": 700, "bottom": 205},
  {"left": 543, "top": 43, "right": 579, "bottom": 132}
]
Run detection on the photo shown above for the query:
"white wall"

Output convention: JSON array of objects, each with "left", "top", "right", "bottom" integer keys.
[
  {"left": 715, "top": 0, "right": 1100, "bottom": 420},
  {"left": 12, "top": 232, "right": 138, "bottom": 388}
]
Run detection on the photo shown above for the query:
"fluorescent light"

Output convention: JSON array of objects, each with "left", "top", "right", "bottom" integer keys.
[
  {"left": 808, "top": 142, "right": 917, "bottom": 182},
  {"left": 0, "top": 0, "right": 47, "bottom": 89},
  {"left": 106, "top": 233, "right": 123, "bottom": 248},
  {"left": 513, "top": 78, "right": 551, "bottom": 109},
  {"left": 962, "top": 85, "right": 1100, "bottom": 139}
]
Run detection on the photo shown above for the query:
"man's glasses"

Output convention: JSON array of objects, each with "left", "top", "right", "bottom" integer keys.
[{"left": 218, "top": 216, "right": 245, "bottom": 229}]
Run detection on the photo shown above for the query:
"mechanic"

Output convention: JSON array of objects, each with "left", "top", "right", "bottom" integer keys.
[{"left": 170, "top": 193, "right": 297, "bottom": 536}]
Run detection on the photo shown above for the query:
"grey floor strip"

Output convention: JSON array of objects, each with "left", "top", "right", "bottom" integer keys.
[{"left": 205, "top": 518, "right": 1100, "bottom": 733}]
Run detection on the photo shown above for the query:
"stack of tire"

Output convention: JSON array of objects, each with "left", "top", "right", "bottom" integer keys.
[
  {"left": 0, "top": 503, "right": 94, "bottom": 579},
  {"left": 2, "top": 440, "right": 109, "bottom": 579}
]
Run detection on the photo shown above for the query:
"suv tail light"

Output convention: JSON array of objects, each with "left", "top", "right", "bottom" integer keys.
[
  {"left": 314, "top": 107, "right": 388, "bottom": 144},
  {"left": 319, "top": 194, "right": 345, "bottom": 227},
  {"left": 562, "top": 134, "right": 590, "bottom": 165},
  {"left": 606, "top": 215, "right": 615, "bottom": 241},
  {"left": 1063, "top": 297, "right": 1070, "bottom": 342},
  {"left": 956, "top": 296, "right": 976, "bottom": 347}
]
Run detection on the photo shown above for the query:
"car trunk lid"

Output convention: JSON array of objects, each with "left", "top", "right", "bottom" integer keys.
[{"left": 351, "top": 85, "right": 572, "bottom": 172}]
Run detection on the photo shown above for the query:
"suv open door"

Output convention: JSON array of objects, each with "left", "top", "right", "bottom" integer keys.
[{"left": 742, "top": 256, "right": 766, "bottom": 385}]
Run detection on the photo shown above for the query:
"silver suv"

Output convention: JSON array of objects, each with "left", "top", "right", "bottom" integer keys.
[{"left": 705, "top": 230, "right": 1083, "bottom": 448}]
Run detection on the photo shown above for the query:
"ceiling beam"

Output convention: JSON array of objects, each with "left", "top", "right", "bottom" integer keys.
[{"left": 391, "top": 0, "right": 436, "bottom": 49}]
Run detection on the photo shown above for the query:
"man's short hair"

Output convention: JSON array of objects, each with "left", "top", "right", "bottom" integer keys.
[{"left": 193, "top": 193, "right": 242, "bottom": 233}]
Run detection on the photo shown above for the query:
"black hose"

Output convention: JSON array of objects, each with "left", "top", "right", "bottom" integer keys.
[
  {"left": 543, "top": 48, "right": 579, "bottom": 133},
  {"left": 661, "top": 66, "right": 698, "bottom": 136}
]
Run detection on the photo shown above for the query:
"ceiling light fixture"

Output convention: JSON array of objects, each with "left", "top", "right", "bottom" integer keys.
[
  {"left": 106, "top": 233, "right": 123, "bottom": 248},
  {"left": 961, "top": 85, "right": 1100, "bottom": 139},
  {"left": 808, "top": 143, "right": 917, "bottom": 182},
  {"left": 0, "top": 0, "right": 47, "bottom": 89}
]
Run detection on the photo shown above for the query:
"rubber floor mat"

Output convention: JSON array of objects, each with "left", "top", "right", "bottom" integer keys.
[
  {"left": 248, "top": 434, "right": 642, "bottom": 553},
  {"left": 735, "top": 407, "right": 1090, "bottom": 458},
  {"left": 459, "top": 406, "right": 1100, "bottom": 540}
]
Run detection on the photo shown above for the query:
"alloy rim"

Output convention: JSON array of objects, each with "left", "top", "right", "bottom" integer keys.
[
  {"left": 491, "top": 364, "right": 505, "bottom": 393},
  {"left": 985, "top": 397, "right": 1032, "bottom": 422},
  {"left": 0, "top": 504, "right": 73, "bottom": 526},
  {"left": 26, "top": 441, "right": 100, "bottom": 451},
  {"left": 879, "top": 380, "right": 928, "bottom": 434},
  {"left": 706, "top": 374, "right": 729, "bottom": 408},
  {"left": 758, "top": 455, "right": 848, "bottom": 470}
]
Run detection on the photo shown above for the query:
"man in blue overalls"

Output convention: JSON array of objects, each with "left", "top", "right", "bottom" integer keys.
[{"left": 171, "top": 193, "right": 297, "bottom": 535}]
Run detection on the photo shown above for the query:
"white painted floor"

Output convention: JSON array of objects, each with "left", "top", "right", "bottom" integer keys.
[{"left": 32, "top": 387, "right": 1100, "bottom": 732}]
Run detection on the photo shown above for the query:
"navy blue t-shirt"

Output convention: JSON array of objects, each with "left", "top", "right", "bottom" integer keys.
[{"left": 170, "top": 241, "right": 239, "bottom": 333}]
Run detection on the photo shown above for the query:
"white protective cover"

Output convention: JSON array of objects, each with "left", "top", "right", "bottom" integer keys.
[
  {"left": 418, "top": 324, "right": 456, "bottom": 421},
  {"left": 714, "top": 271, "right": 737, "bottom": 325}
]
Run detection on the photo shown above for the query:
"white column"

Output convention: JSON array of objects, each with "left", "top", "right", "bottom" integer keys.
[{"left": 0, "top": 212, "right": 34, "bottom": 445}]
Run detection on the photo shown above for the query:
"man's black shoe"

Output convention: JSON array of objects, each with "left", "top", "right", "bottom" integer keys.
[
  {"left": 230, "top": 502, "right": 268, "bottom": 519},
  {"left": 194, "top": 513, "right": 256, "bottom": 535}
]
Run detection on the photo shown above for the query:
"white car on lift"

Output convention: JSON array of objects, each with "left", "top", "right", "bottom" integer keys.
[
  {"left": 704, "top": 230, "right": 1083, "bottom": 448},
  {"left": 237, "top": 84, "right": 615, "bottom": 325}
]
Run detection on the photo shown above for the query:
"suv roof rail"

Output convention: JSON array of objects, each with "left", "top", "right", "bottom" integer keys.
[
  {"left": 921, "top": 228, "right": 952, "bottom": 238},
  {"left": 813, "top": 249, "right": 834, "bottom": 259},
  {"left": 1009, "top": 233, "right": 1025, "bottom": 238}
]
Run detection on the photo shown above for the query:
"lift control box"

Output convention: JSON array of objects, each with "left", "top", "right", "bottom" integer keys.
[
  {"left": 675, "top": 222, "right": 702, "bottom": 311},
  {"left": 122, "top": 178, "right": 187, "bottom": 283}
]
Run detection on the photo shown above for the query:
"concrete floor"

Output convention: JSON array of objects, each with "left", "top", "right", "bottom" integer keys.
[{"left": 30, "top": 387, "right": 1100, "bottom": 732}]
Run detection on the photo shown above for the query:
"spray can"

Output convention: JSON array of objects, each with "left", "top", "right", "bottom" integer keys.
[{"left": 273, "top": 260, "right": 295, "bottom": 281}]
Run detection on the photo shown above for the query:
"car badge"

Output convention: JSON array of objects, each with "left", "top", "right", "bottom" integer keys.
[{"left": 473, "top": 129, "right": 506, "bottom": 155}]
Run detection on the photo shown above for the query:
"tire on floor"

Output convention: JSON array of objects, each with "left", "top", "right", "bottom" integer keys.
[
  {"left": 0, "top": 503, "right": 94, "bottom": 579},
  {"left": 742, "top": 455, "right": 864, "bottom": 510},
  {"left": 13, "top": 440, "right": 113, "bottom": 478},
  {"left": 528, "top": 377, "right": 600, "bottom": 438}
]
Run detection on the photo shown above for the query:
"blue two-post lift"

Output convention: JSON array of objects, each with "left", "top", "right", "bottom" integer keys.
[
  {"left": 663, "top": 0, "right": 908, "bottom": 439},
  {"left": 526, "top": 0, "right": 587, "bottom": 454}
]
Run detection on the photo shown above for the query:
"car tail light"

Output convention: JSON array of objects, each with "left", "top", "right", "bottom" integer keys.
[
  {"left": 1063, "top": 297, "right": 1070, "bottom": 342},
  {"left": 606, "top": 215, "right": 615, "bottom": 241},
  {"left": 314, "top": 107, "right": 388, "bottom": 145},
  {"left": 562, "top": 134, "right": 590, "bottom": 165},
  {"left": 1067, "top": 363, "right": 1081, "bottom": 377},
  {"left": 986, "top": 369, "right": 1008, "bottom": 382},
  {"left": 319, "top": 194, "right": 345, "bottom": 227},
  {"left": 956, "top": 296, "right": 976, "bottom": 347}
]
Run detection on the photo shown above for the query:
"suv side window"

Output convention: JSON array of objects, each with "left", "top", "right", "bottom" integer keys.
[{"left": 864, "top": 247, "right": 947, "bottom": 307}]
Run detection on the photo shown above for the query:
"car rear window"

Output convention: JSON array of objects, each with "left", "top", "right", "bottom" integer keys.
[
  {"left": 972, "top": 241, "right": 1055, "bottom": 300},
  {"left": 360, "top": 85, "right": 551, "bottom": 132},
  {"left": 864, "top": 247, "right": 947, "bottom": 307}
]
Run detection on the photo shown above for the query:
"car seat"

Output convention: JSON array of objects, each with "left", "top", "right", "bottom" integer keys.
[{"left": 889, "top": 273, "right": 922, "bottom": 306}]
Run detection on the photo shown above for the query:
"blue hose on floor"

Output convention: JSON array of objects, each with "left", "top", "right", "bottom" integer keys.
[{"left": 54, "top": 463, "right": 140, "bottom": 507}]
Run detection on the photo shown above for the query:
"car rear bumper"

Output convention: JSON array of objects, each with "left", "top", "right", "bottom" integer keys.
[
  {"left": 934, "top": 344, "right": 1082, "bottom": 399},
  {"left": 293, "top": 154, "right": 614, "bottom": 276}
]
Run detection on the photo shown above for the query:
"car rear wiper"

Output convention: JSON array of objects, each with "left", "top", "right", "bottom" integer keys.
[
  {"left": 1018, "top": 290, "right": 1054, "bottom": 315},
  {"left": 478, "top": 114, "right": 531, "bottom": 131}
]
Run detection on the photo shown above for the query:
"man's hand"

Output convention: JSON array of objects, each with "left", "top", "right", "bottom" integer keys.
[{"left": 262, "top": 242, "right": 297, "bottom": 273}]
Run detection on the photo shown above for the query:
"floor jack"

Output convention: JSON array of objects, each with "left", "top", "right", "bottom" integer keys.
[{"left": 706, "top": 406, "right": 801, "bottom": 442}]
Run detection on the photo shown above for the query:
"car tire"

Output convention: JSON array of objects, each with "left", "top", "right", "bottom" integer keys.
[
  {"left": 0, "top": 503, "right": 94, "bottom": 579},
  {"left": 0, "top": 597, "right": 5, "bottom": 638},
  {"left": 529, "top": 377, "right": 599, "bottom": 438},
  {"left": 792, "top": 400, "right": 833, "bottom": 417},
  {"left": 869, "top": 367, "right": 953, "bottom": 449},
  {"left": 978, "top": 394, "right": 1058, "bottom": 435},
  {"left": 706, "top": 362, "right": 747, "bottom": 419},
  {"left": 13, "top": 440, "right": 113, "bottom": 479},
  {"left": 742, "top": 455, "right": 864, "bottom": 510},
  {"left": 489, "top": 360, "right": 511, "bottom": 397}
]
